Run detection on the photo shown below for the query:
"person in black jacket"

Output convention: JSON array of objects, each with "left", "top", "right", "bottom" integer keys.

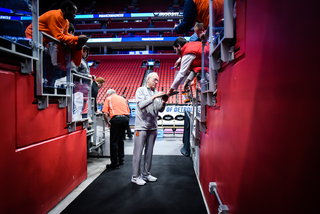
[{"left": 91, "top": 76, "right": 105, "bottom": 112}]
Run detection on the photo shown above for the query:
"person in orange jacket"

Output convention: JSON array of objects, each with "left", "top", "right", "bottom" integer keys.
[
  {"left": 175, "top": 0, "right": 224, "bottom": 34},
  {"left": 25, "top": 0, "right": 89, "bottom": 67}
]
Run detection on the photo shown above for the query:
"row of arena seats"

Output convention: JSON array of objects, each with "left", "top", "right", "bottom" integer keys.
[
  {"left": 153, "top": 21, "right": 178, "bottom": 28},
  {"left": 40, "top": 0, "right": 183, "bottom": 14},
  {"left": 91, "top": 33, "right": 114, "bottom": 38},
  {"left": 135, "top": 0, "right": 178, "bottom": 13},
  {"left": 75, "top": 21, "right": 180, "bottom": 30},
  {"left": 90, "top": 59, "right": 146, "bottom": 102},
  {"left": 154, "top": 58, "right": 185, "bottom": 104},
  {"left": 107, "top": 22, "right": 149, "bottom": 29},
  {"left": 75, "top": 23, "right": 102, "bottom": 30},
  {"left": 90, "top": 58, "right": 186, "bottom": 104},
  {"left": 77, "top": 0, "right": 182, "bottom": 14},
  {"left": 93, "top": 0, "right": 132, "bottom": 14}
]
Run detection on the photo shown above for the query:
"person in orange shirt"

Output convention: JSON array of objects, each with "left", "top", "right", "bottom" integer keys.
[
  {"left": 25, "top": 0, "right": 88, "bottom": 66},
  {"left": 175, "top": 0, "right": 224, "bottom": 34},
  {"left": 102, "top": 89, "right": 130, "bottom": 169},
  {"left": 68, "top": 22, "right": 82, "bottom": 71}
]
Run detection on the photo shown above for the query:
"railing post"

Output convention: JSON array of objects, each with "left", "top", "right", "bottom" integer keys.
[{"left": 209, "top": 182, "right": 229, "bottom": 214}]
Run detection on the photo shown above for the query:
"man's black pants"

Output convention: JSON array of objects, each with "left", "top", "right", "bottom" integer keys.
[{"left": 110, "top": 116, "right": 129, "bottom": 165}]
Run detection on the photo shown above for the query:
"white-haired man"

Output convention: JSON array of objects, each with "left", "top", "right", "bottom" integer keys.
[
  {"left": 102, "top": 89, "right": 130, "bottom": 169},
  {"left": 131, "top": 72, "right": 168, "bottom": 185}
]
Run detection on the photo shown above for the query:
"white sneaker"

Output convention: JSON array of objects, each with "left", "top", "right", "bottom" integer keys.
[
  {"left": 142, "top": 174, "right": 157, "bottom": 182},
  {"left": 131, "top": 176, "right": 146, "bottom": 185}
]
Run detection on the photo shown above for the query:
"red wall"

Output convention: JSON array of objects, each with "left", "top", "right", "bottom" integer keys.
[
  {"left": 0, "top": 66, "right": 87, "bottom": 213},
  {"left": 200, "top": 0, "right": 320, "bottom": 213}
]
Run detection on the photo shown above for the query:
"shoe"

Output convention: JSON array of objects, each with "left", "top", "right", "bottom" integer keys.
[
  {"left": 141, "top": 174, "right": 157, "bottom": 182},
  {"left": 106, "top": 164, "right": 120, "bottom": 169},
  {"left": 131, "top": 176, "right": 146, "bottom": 185},
  {"left": 128, "top": 137, "right": 133, "bottom": 140}
]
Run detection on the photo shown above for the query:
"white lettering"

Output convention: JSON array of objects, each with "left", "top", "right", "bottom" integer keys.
[
  {"left": 98, "top": 14, "right": 124, "bottom": 18},
  {"left": 157, "top": 12, "right": 180, "bottom": 17},
  {"left": 0, "top": 16, "right": 11, "bottom": 20},
  {"left": 141, "top": 38, "right": 164, "bottom": 41}
]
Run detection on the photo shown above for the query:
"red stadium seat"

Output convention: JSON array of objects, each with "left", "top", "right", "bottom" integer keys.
[
  {"left": 90, "top": 58, "right": 182, "bottom": 104},
  {"left": 75, "top": 23, "right": 102, "bottom": 30}
]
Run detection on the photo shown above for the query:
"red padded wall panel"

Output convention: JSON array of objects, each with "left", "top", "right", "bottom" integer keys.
[
  {"left": 0, "top": 70, "right": 16, "bottom": 145},
  {"left": 199, "top": 0, "right": 320, "bottom": 213},
  {"left": 0, "top": 70, "right": 87, "bottom": 214},
  {"left": 15, "top": 74, "right": 69, "bottom": 148},
  {"left": 0, "top": 130, "right": 87, "bottom": 214}
]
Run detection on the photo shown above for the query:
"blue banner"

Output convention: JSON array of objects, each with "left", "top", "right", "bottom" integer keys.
[
  {"left": 88, "top": 37, "right": 190, "bottom": 43},
  {"left": 0, "top": 10, "right": 183, "bottom": 21},
  {"left": 75, "top": 12, "right": 182, "bottom": 19}
]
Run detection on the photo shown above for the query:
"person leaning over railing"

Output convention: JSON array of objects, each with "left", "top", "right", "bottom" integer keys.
[
  {"left": 25, "top": 0, "right": 89, "bottom": 67},
  {"left": 67, "top": 23, "right": 90, "bottom": 78},
  {"left": 174, "top": 0, "right": 224, "bottom": 34},
  {"left": 167, "top": 37, "right": 209, "bottom": 96},
  {"left": 174, "top": 22, "right": 206, "bottom": 71}
]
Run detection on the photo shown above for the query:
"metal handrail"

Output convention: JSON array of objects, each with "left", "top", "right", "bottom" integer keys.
[{"left": 209, "top": 182, "right": 229, "bottom": 214}]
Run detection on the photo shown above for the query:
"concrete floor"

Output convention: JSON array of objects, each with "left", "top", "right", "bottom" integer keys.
[{"left": 48, "top": 134, "right": 184, "bottom": 214}]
